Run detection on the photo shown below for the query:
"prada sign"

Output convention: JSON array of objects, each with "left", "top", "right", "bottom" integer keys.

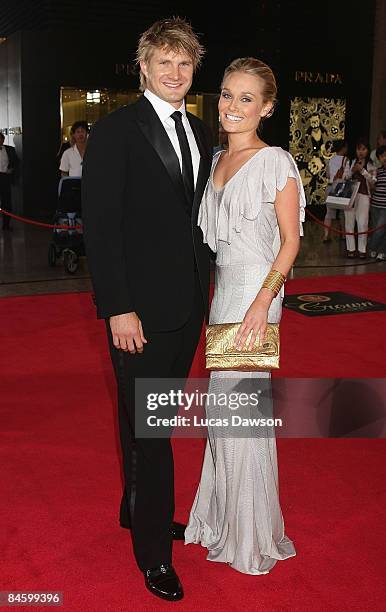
[
  {"left": 295, "top": 71, "right": 343, "bottom": 85},
  {"left": 283, "top": 292, "right": 386, "bottom": 317},
  {"left": 114, "top": 63, "right": 137, "bottom": 76}
]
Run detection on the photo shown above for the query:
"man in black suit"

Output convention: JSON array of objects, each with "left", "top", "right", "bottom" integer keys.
[
  {"left": 82, "top": 17, "right": 212, "bottom": 602},
  {"left": 0, "top": 132, "right": 19, "bottom": 230}
]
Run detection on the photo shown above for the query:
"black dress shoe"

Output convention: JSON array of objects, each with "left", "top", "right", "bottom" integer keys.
[
  {"left": 144, "top": 564, "right": 183, "bottom": 601},
  {"left": 120, "top": 519, "right": 186, "bottom": 540}
]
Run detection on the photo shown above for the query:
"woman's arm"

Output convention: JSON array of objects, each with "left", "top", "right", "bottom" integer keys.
[
  {"left": 361, "top": 163, "right": 377, "bottom": 187},
  {"left": 235, "top": 178, "right": 300, "bottom": 350},
  {"left": 271, "top": 177, "right": 301, "bottom": 276}
]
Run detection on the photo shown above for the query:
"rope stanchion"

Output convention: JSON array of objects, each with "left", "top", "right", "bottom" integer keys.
[
  {"left": 305, "top": 207, "right": 386, "bottom": 236},
  {"left": 0, "top": 208, "right": 82, "bottom": 230}
]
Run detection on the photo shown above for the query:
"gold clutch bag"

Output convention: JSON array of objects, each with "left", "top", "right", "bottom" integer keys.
[{"left": 205, "top": 322, "right": 280, "bottom": 371}]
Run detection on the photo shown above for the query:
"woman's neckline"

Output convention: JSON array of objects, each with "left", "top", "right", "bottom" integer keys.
[{"left": 211, "top": 146, "right": 272, "bottom": 192}]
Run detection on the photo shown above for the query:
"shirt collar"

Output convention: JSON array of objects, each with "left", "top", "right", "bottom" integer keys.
[{"left": 144, "top": 89, "right": 186, "bottom": 122}]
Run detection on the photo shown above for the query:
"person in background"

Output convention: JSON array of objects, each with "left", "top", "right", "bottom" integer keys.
[
  {"left": 343, "top": 138, "right": 376, "bottom": 258},
  {"left": 322, "top": 139, "right": 348, "bottom": 243},
  {"left": 368, "top": 145, "right": 386, "bottom": 260},
  {"left": 213, "top": 122, "right": 228, "bottom": 155},
  {"left": 59, "top": 121, "right": 89, "bottom": 177},
  {"left": 370, "top": 130, "right": 386, "bottom": 168},
  {"left": 0, "top": 132, "right": 19, "bottom": 231},
  {"left": 56, "top": 134, "right": 75, "bottom": 166}
]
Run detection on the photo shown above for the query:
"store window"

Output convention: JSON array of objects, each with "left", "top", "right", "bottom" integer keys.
[
  {"left": 60, "top": 88, "right": 220, "bottom": 145},
  {"left": 289, "top": 97, "right": 346, "bottom": 205}
]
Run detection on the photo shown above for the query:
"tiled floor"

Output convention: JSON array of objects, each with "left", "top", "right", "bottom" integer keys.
[
  {"left": 1, "top": 217, "right": 385, "bottom": 298},
  {"left": 0, "top": 223, "right": 92, "bottom": 297}
]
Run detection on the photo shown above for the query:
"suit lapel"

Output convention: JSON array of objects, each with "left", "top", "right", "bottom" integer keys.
[
  {"left": 134, "top": 96, "right": 188, "bottom": 208},
  {"left": 134, "top": 96, "right": 211, "bottom": 217}
]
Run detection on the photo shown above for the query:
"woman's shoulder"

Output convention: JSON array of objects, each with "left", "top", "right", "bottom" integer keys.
[
  {"left": 248, "top": 145, "right": 305, "bottom": 198},
  {"left": 247, "top": 146, "right": 296, "bottom": 173},
  {"left": 60, "top": 146, "right": 72, "bottom": 160},
  {"left": 252, "top": 145, "right": 294, "bottom": 163}
]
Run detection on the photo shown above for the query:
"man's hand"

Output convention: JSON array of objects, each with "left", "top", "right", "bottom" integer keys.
[{"left": 109, "top": 312, "right": 148, "bottom": 354}]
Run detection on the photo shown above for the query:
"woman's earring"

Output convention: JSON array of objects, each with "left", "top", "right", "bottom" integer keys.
[{"left": 263, "top": 105, "right": 274, "bottom": 119}]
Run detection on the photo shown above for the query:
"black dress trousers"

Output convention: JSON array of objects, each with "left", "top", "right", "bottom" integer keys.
[{"left": 106, "top": 272, "right": 204, "bottom": 570}]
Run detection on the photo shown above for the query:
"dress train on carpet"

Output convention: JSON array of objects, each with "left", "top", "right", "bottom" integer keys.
[{"left": 185, "top": 373, "right": 296, "bottom": 575}]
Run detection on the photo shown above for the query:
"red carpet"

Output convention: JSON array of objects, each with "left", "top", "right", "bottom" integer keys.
[
  {"left": 191, "top": 271, "right": 386, "bottom": 378},
  {"left": 1, "top": 272, "right": 386, "bottom": 611}
]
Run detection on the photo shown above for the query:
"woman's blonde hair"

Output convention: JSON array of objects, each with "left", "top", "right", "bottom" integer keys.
[
  {"left": 222, "top": 57, "right": 277, "bottom": 118},
  {"left": 136, "top": 17, "right": 205, "bottom": 91}
]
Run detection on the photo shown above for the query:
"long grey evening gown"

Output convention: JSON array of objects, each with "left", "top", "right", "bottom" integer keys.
[{"left": 185, "top": 147, "right": 306, "bottom": 575}]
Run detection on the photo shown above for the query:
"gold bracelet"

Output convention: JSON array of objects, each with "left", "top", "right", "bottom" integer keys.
[{"left": 262, "top": 269, "right": 286, "bottom": 296}]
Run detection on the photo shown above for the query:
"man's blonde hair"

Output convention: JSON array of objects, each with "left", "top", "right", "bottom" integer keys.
[{"left": 136, "top": 17, "right": 205, "bottom": 91}]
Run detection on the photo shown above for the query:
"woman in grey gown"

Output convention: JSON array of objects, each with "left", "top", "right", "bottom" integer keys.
[{"left": 185, "top": 58, "right": 306, "bottom": 575}]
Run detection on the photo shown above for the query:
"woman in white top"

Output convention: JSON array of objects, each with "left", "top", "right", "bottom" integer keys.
[
  {"left": 185, "top": 57, "right": 305, "bottom": 575},
  {"left": 343, "top": 138, "right": 376, "bottom": 257},
  {"left": 59, "top": 120, "right": 89, "bottom": 177}
]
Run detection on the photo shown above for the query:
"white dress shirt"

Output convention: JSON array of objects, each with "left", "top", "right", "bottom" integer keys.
[
  {"left": 59, "top": 145, "right": 83, "bottom": 177},
  {"left": 144, "top": 89, "right": 200, "bottom": 186},
  {"left": 0, "top": 145, "right": 9, "bottom": 173}
]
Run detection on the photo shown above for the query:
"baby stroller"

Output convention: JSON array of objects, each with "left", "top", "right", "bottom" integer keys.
[{"left": 48, "top": 176, "right": 84, "bottom": 274}]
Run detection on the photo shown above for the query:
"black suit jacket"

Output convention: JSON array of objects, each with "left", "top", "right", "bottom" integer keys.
[{"left": 82, "top": 96, "right": 213, "bottom": 332}]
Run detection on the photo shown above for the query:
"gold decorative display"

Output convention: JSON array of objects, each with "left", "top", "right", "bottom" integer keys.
[{"left": 289, "top": 97, "right": 346, "bottom": 205}]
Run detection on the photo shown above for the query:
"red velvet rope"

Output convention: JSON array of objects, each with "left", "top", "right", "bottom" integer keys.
[
  {"left": 304, "top": 208, "right": 386, "bottom": 236},
  {"left": 2, "top": 206, "right": 386, "bottom": 236},
  {"left": 0, "top": 208, "right": 82, "bottom": 230}
]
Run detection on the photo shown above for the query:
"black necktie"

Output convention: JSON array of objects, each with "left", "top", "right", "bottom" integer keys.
[{"left": 171, "top": 111, "right": 194, "bottom": 204}]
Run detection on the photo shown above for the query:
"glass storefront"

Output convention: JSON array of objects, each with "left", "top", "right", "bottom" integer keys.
[{"left": 60, "top": 87, "right": 221, "bottom": 145}]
